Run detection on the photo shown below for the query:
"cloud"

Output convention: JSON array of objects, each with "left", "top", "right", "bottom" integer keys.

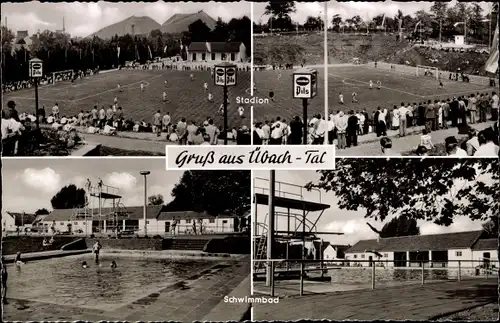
[
  {"left": 104, "top": 172, "right": 138, "bottom": 191},
  {"left": 20, "top": 168, "right": 61, "bottom": 194}
]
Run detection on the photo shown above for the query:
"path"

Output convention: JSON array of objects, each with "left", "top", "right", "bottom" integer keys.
[
  {"left": 3, "top": 258, "right": 250, "bottom": 321},
  {"left": 253, "top": 278, "right": 497, "bottom": 320},
  {"left": 336, "top": 121, "right": 495, "bottom": 156}
]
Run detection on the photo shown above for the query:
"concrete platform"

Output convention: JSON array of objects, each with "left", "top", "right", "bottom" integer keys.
[{"left": 253, "top": 278, "right": 498, "bottom": 321}]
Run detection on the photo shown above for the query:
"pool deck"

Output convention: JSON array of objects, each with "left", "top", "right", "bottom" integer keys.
[
  {"left": 253, "top": 277, "right": 498, "bottom": 320},
  {"left": 3, "top": 249, "right": 91, "bottom": 263},
  {"left": 2, "top": 257, "right": 251, "bottom": 322}
]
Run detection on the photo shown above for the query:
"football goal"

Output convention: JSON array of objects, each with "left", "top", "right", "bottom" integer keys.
[{"left": 416, "top": 65, "right": 439, "bottom": 80}]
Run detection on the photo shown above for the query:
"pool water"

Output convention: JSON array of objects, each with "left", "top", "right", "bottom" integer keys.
[{"left": 6, "top": 254, "right": 218, "bottom": 310}]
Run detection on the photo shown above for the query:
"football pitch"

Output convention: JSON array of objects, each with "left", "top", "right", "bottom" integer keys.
[
  {"left": 253, "top": 65, "right": 493, "bottom": 122},
  {"left": 5, "top": 69, "right": 251, "bottom": 129}
]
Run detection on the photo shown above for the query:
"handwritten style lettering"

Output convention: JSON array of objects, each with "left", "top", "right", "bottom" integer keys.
[
  {"left": 175, "top": 150, "right": 215, "bottom": 168},
  {"left": 248, "top": 147, "right": 293, "bottom": 164}
]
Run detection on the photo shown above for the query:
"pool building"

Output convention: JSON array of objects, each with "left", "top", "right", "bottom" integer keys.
[
  {"left": 344, "top": 230, "right": 497, "bottom": 268},
  {"left": 35, "top": 206, "right": 248, "bottom": 236}
]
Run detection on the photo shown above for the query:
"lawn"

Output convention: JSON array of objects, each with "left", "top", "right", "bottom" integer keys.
[
  {"left": 253, "top": 64, "right": 493, "bottom": 122},
  {"left": 5, "top": 69, "right": 251, "bottom": 129}
]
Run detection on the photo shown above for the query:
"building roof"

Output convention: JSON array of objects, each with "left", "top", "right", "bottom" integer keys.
[
  {"left": 158, "top": 211, "right": 234, "bottom": 221},
  {"left": 188, "top": 42, "right": 242, "bottom": 53},
  {"left": 7, "top": 212, "right": 37, "bottom": 226},
  {"left": 471, "top": 238, "right": 498, "bottom": 251},
  {"left": 346, "top": 230, "right": 485, "bottom": 253}
]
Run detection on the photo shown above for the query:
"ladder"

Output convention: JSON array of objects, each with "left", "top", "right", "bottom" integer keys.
[{"left": 254, "top": 213, "right": 268, "bottom": 272}]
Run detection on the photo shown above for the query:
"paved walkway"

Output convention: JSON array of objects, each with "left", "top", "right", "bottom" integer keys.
[
  {"left": 253, "top": 278, "right": 497, "bottom": 320},
  {"left": 337, "top": 121, "right": 495, "bottom": 156},
  {"left": 3, "top": 258, "right": 250, "bottom": 321}
]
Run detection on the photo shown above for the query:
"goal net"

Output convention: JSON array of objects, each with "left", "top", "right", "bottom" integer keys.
[
  {"left": 51, "top": 69, "right": 74, "bottom": 84},
  {"left": 416, "top": 65, "right": 439, "bottom": 80}
]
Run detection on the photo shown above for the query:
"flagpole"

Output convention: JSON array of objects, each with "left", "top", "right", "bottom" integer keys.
[
  {"left": 439, "top": 19, "right": 442, "bottom": 44},
  {"left": 464, "top": 18, "right": 467, "bottom": 45},
  {"left": 489, "top": 5, "right": 492, "bottom": 47}
]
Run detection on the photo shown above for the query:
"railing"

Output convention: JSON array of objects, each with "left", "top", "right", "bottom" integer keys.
[
  {"left": 254, "top": 177, "right": 322, "bottom": 203},
  {"left": 253, "top": 258, "right": 499, "bottom": 297}
]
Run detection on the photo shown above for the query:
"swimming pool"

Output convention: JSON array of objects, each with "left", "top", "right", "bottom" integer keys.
[{"left": 6, "top": 254, "right": 219, "bottom": 310}]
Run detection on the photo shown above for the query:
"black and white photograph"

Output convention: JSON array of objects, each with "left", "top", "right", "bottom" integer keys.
[
  {"left": 325, "top": 1, "right": 498, "bottom": 156},
  {"left": 1, "top": 158, "right": 250, "bottom": 321},
  {"left": 1, "top": 1, "right": 252, "bottom": 157},
  {"left": 252, "top": 1, "right": 328, "bottom": 145},
  {"left": 252, "top": 158, "right": 498, "bottom": 321}
]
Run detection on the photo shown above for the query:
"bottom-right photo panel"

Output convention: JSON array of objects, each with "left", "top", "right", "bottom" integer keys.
[{"left": 252, "top": 158, "right": 498, "bottom": 321}]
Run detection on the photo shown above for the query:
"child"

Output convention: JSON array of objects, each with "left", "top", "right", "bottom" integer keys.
[
  {"left": 82, "top": 261, "right": 89, "bottom": 269},
  {"left": 15, "top": 252, "right": 24, "bottom": 266},
  {"left": 377, "top": 80, "right": 382, "bottom": 89},
  {"left": 419, "top": 129, "right": 435, "bottom": 151},
  {"left": 203, "top": 82, "right": 208, "bottom": 91},
  {"left": 369, "top": 80, "right": 373, "bottom": 89},
  {"left": 163, "top": 91, "right": 167, "bottom": 102},
  {"left": 339, "top": 93, "right": 344, "bottom": 104},
  {"left": 110, "top": 260, "right": 117, "bottom": 269},
  {"left": 352, "top": 92, "right": 358, "bottom": 103}
]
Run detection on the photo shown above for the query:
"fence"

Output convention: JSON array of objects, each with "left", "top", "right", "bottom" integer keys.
[{"left": 253, "top": 258, "right": 499, "bottom": 297}]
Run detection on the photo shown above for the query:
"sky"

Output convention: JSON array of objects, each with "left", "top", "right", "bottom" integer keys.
[
  {"left": 254, "top": 168, "right": 489, "bottom": 246},
  {"left": 1, "top": 1, "right": 251, "bottom": 38},
  {"left": 1, "top": 157, "right": 182, "bottom": 213}
]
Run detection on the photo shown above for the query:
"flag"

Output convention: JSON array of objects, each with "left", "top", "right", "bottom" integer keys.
[
  {"left": 65, "top": 47, "right": 68, "bottom": 62},
  {"left": 117, "top": 46, "right": 120, "bottom": 58},
  {"left": 135, "top": 44, "right": 140, "bottom": 61},
  {"left": 380, "top": 14, "right": 386, "bottom": 28},
  {"left": 163, "top": 45, "right": 168, "bottom": 53},
  {"left": 485, "top": 23, "right": 499, "bottom": 73},
  {"left": 79, "top": 48, "right": 82, "bottom": 60},
  {"left": 414, "top": 21, "right": 421, "bottom": 33},
  {"left": 148, "top": 45, "right": 153, "bottom": 59},
  {"left": 180, "top": 39, "right": 183, "bottom": 51}
]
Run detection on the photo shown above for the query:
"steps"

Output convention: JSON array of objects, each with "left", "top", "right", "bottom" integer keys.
[{"left": 162, "top": 238, "right": 210, "bottom": 251}]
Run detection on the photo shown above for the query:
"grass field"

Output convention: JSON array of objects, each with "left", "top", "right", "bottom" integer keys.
[
  {"left": 5, "top": 69, "right": 251, "bottom": 129},
  {"left": 253, "top": 64, "right": 493, "bottom": 122},
  {"left": 253, "top": 69, "right": 325, "bottom": 122},
  {"left": 327, "top": 64, "right": 493, "bottom": 115}
]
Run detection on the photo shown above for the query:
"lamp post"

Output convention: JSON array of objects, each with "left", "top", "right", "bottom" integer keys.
[
  {"left": 140, "top": 171, "right": 150, "bottom": 237},
  {"left": 29, "top": 58, "right": 43, "bottom": 129},
  {"left": 214, "top": 62, "right": 237, "bottom": 145},
  {"left": 293, "top": 68, "right": 318, "bottom": 144}
]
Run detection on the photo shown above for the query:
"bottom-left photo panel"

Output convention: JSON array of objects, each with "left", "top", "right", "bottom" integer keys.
[{"left": 1, "top": 158, "right": 251, "bottom": 321}]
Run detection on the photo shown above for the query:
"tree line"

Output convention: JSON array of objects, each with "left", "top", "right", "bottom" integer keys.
[
  {"left": 1, "top": 16, "right": 251, "bottom": 83},
  {"left": 254, "top": 1, "right": 498, "bottom": 45},
  {"left": 38, "top": 170, "right": 250, "bottom": 217}
]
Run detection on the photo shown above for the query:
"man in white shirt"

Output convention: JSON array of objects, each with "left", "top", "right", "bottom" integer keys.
[
  {"left": 52, "top": 103, "right": 60, "bottom": 119},
  {"left": 398, "top": 103, "right": 409, "bottom": 137},
  {"left": 261, "top": 121, "right": 270, "bottom": 144},
  {"left": 313, "top": 114, "right": 327, "bottom": 144},
  {"left": 270, "top": 123, "right": 283, "bottom": 145}
]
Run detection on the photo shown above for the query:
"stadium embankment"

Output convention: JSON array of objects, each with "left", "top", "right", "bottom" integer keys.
[{"left": 327, "top": 33, "right": 491, "bottom": 75}]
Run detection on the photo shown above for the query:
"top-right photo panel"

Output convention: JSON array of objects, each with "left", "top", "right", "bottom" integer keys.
[{"left": 327, "top": 1, "right": 499, "bottom": 157}]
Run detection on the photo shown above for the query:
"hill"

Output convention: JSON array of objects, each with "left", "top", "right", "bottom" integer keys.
[
  {"left": 160, "top": 10, "right": 217, "bottom": 34},
  {"left": 90, "top": 16, "right": 161, "bottom": 39}
]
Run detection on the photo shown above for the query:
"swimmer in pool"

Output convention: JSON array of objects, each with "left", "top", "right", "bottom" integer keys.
[
  {"left": 110, "top": 261, "right": 117, "bottom": 269},
  {"left": 82, "top": 261, "right": 88, "bottom": 268},
  {"left": 15, "top": 252, "right": 24, "bottom": 266},
  {"left": 1, "top": 256, "right": 7, "bottom": 304}
]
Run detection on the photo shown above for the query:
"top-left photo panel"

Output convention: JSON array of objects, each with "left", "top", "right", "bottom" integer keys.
[{"left": 1, "top": 1, "right": 252, "bottom": 157}]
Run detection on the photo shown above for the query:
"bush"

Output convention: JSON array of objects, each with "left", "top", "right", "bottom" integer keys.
[{"left": 153, "top": 235, "right": 162, "bottom": 239}]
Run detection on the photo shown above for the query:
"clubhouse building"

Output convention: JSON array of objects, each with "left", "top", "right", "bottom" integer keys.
[
  {"left": 345, "top": 230, "right": 497, "bottom": 268},
  {"left": 187, "top": 41, "right": 247, "bottom": 63}
]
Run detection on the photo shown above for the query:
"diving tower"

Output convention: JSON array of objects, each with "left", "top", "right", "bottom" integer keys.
[{"left": 253, "top": 172, "right": 343, "bottom": 285}]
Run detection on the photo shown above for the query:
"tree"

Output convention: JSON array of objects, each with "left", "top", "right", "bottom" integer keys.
[
  {"left": 165, "top": 170, "right": 250, "bottom": 216},
  {"left": 470, "top": 3, "right": 484, "bottom": 41},
  {"left": 331, "top": 14, "right": 343, "bottom": 32},
  {"left": 188, "top": 19, "right": 211, "bottom": 42},
  {"left": 264, "top": 1, "right": 296, "bottom": 20},
  {"left": 482, "top": 218, "right": 498, "bottom": 238},
  {"left": 35, "top": 208, "right": 50, "bottom": 215},
  {"left": 148, "top": 194, "right": 164, "bottom": 206},
  {"left": 379, "top": 215, "right": 420, "bottom": 238},
  {"left": 50, "top": 184, "right": 86, "bottom": 209},
  {"left": 306, "top": 159, "right": 498, "bottom": 226}
]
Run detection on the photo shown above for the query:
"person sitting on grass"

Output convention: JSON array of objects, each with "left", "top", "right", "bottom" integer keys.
[
  {"left": 445, "top": 136, "right": 467, "bottom": 156},
  {"left": 419, "top": 129, "right": 434, "bottom": 151}
]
